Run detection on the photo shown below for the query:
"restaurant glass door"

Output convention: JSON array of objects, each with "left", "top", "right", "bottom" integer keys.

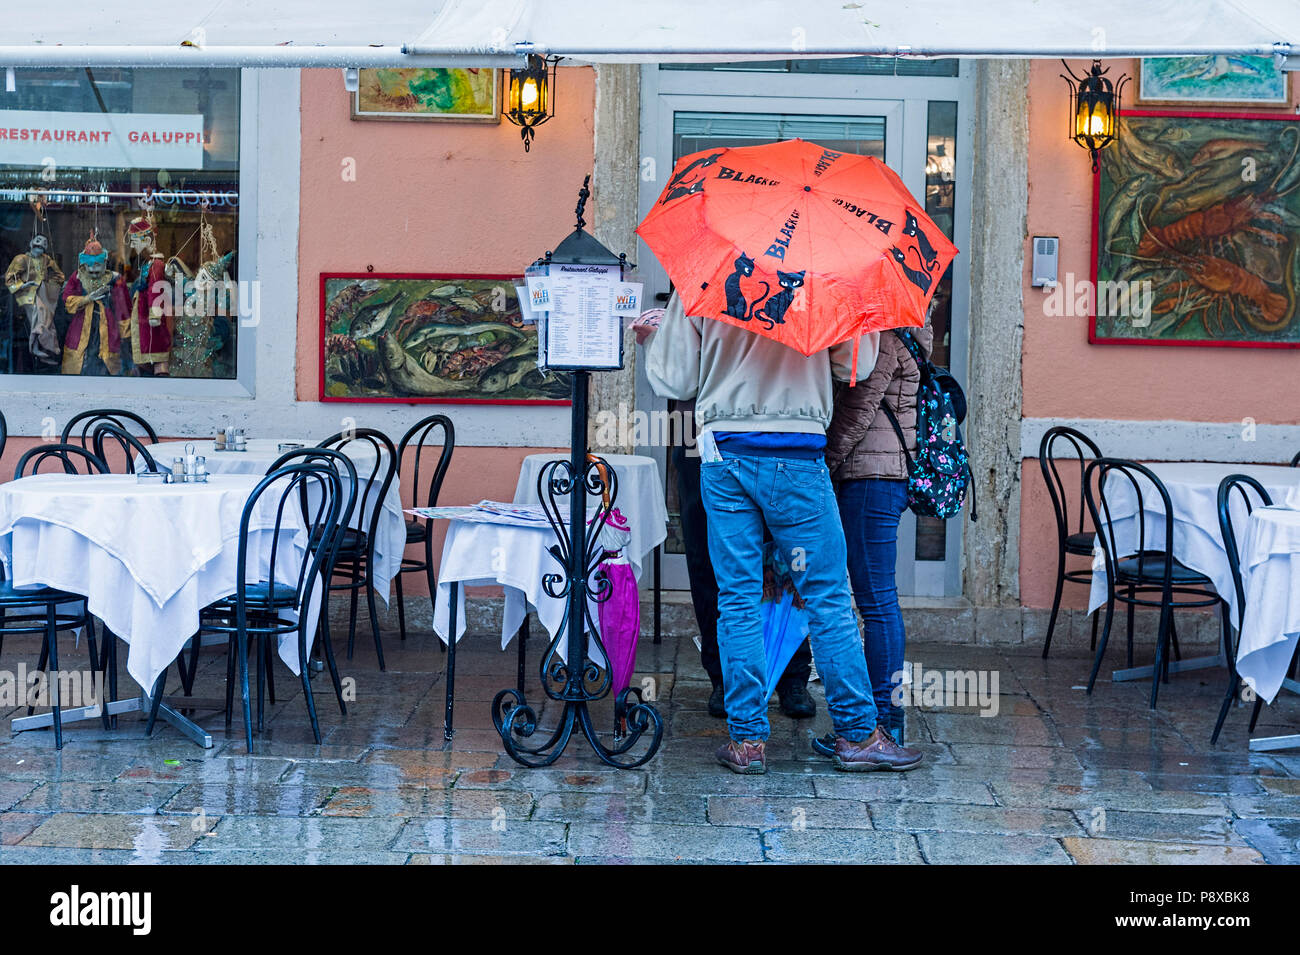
[{"left": 635, "top": 61, "right": 972, "bottom": 597}]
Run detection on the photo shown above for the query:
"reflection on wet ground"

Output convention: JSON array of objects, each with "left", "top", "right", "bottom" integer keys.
[{"left": 2, "top": 625, "right": 1297, "bottom": 864}]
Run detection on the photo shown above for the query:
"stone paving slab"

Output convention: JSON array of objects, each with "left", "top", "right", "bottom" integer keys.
[
  {"left": 392, "top": 818, "right": 568, "bottom": 857},
  {"left": 916, "top": 832, "right": 1074, "bottom": 864},
  {"left": 534, "top": 791, "right": 708, "bottom": 825},
  {"left": 1071, "top": 809, "right": 1243, "bottom": 845},
  {"left": 320, "top": 785, "right": 536, "bottom": 819},
  {"left": 868, "top": 801, "right": 1084, "bottom": 836},
  {"left": 763, "top": 828, "right": 922, "bottom": 864},
  {"left": 199, "top": 815, "right": 406, "bottom": 850},
  {"left": 567, "top": 821, "right": 764, "bottom": 863},
  {"left": 19, "top": 812, "right": 216, "bottom": 851},
  {"left": 1062, "top": 837, "right": 1265, "bottom": 865}
]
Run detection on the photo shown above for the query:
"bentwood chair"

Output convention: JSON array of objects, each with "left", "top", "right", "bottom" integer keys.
[
  {"left": 0, "top": 409, "right": 7, "bottom": 461},
  {"left": 393, "top": 415, "right": 455, "bottom": 643},
  {"left": 262, "top": 447, "right": 358, "bottom": 716},
  {"left": 7, "top": 444, "right": 108, "bottom": 748},
  {"left": 1039, "top": 426, "right": 1102, "bottom": 658},
  {"left": 317, "top": 428, "right": 397, "bottom": 670},
  {"left": 190, "top": 462, "right": 345, "bottom": 750},
  {"left": 1085, "top": 458, "right": 1228, "bottom": 709},
  {"left": 1210, "top": 475, "right": 1273, "bottom": 744},
  {"left": 1290, "top": 452, "right": 1299, "bottom": 468},
  {"left": 61, "top": 409, "right": 159, "bottom": 449},
  {"left": 91, "top": 422, "right": 161, "bottom": 474}
]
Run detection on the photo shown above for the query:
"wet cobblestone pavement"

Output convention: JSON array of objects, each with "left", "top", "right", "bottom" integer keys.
[{"left": 2, "top": 626, "right": 1298, "bottom": 864}]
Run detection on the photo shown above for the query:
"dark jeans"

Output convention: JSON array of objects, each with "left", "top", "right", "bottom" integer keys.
[
  {"left": 835, "top": 477, "right": 909, "bottom": 734},
  {"left": 674, "top": 445, "right": 811, "bottom": 692}
]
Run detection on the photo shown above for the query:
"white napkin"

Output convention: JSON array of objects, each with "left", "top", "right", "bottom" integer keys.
[{"left": 1285, "top": 482, "right": 1300, "bottom": 510}]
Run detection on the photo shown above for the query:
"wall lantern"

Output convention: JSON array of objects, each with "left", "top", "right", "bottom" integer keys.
[
  {"left": 1061, "top": 59, "right": 1129, "bottom": 173},
  {"left": 506, "top": 54, "right": 559, "bottom": 152}
]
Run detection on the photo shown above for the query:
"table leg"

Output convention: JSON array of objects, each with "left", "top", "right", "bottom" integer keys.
[
  {"left": 1249, "top": 677, "right": 1300, "bottom": 752},
  {"left": 444, "top": 581, "right": 458, "bottom": 742},
  {"left": 653, "top": 544, "right": 662, "bottom": 645},
  {"left": 12, "top": 690, "right": 214, "bottom": 749},
  {"left": 1112, "top": 652, "right": 1226, "bottom": 683},
  {"left": 517, "top": 614, "right": 528, "bottom": 699}
]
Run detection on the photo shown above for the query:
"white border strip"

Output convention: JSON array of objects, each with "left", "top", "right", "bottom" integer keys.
[{"left": 1021, "top": 417, "right": 1300, "bottom": 464}]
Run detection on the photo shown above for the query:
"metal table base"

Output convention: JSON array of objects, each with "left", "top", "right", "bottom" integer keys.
[
  {"left": 1249, "top": 676, "right": 1300, "bottom": 753},
  {"left": 12, "top": 690, "right": 215, "bottom": 749},
  {"left": 1112, "top": 651, "right": 1226, "bottom": 683}
]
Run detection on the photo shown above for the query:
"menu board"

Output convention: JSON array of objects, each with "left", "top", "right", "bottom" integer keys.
[{"left": 527, "top": 263, "right": 625, "bottom": 371}]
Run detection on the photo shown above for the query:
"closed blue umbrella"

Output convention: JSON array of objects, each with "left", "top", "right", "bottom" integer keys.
[{"left": 761, "top": 541, "right": 810, "bottom": 701}]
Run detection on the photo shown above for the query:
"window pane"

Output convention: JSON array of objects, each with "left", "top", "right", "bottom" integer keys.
[
  {"left": 0, "top": 68, "right": 240, "bottom": 379},
  {"left": 673, "top": 111, "right": 885, "bottom": 161}
]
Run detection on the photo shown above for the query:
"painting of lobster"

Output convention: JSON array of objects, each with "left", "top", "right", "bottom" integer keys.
[{"left": 1095, "top": 112, "right": 1300, "bottom": 346}]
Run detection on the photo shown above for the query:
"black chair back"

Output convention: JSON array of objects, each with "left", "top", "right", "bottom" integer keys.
[
  {"left": 92, "top": 422, "right": 161, "bottom": 474},
  {"left": 233, "top": 462, "right": 343, "bottom": 621},
  {"left": 315, "top": 428, "right": 397, "bottom": 549},
  {"left": 1290, "top": 451, "right": 1299, "bottom": 468},
  {"left": 0, "top": 409, "right": 7, "bottom": 463},
  {"left": 1040, "top": 426, "right": 1102, "bottom": 546},
  {"left": 398, "top": 414, "right": 455, "bottom": 512},
  {"left": 1084, "top": 457, "right": 1178, "bottom": 591},
  {"left": 268, "top": 447, "right": 359, "bottom": 573},
  {"left": 61, "top": 409, "right": 159, "bottom": 450},
  {"left": 1217, "top": 474, "right": 1272, "bottom": 630},
  {"left": 15, "top": 443, "right": 108, "bottom": 478}
]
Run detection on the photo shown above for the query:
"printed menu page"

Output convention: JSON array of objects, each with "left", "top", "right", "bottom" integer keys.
[{"left": 544, "top": 264, "right": 623, "bottom": 369}]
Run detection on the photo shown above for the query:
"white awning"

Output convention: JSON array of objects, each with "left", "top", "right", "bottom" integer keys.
[{"left": 2, "top": 0, "right": 1298, "bottom": 68}]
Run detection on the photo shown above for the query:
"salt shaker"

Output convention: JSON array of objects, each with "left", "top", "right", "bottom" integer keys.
[
  {"left": 171, "top": 457, "right": 184, "bottom": 483},
  {"left": 214, "top": 428, "right": 227, "bottom": 451},
  {"left": 234, "top": 429, "right": 247, "bottom": 451},
  {"left": 195, "top": 455, "right": 208, "bottom": 483}
]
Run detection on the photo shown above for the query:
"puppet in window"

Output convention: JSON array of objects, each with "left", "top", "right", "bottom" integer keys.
[
  {"left": 125, "top": 216, "right": 172, "bottom": 376},
  {"left": 61, "top": 233, "right": 129, "bottom": 376},
  {"left": 5, "top": 233, "right": 65, "bottom": 368}
]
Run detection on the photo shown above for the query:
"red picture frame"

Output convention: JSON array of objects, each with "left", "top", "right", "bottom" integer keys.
[
  {"left": 1089, "top": 108, "right": 1300, "bottom": 349},
  {"left": 319, "top": 271, "right": 570, "bottom": 405}
]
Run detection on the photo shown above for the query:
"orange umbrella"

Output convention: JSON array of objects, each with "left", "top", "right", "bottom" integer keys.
[{"left": 636, "top": 139, "right": 958, "bottom": 356}]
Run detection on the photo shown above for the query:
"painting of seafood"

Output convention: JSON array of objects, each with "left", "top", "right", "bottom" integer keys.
[
  {"left": 1091, "top": 111, "right": 1300, "bottom": 348},
  {"left": 1138, "top": 57, "right": 1289, "bottom": 106},
  {"left": 320, "top": 273, "right": 570, "bottom": 403}
]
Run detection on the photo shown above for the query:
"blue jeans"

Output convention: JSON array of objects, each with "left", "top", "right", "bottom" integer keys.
[
  {"left": 701, "top": 454, "right": 878, "bottom": 743},
  {"left": 835, "top": 478, "right": 909, "bottom": 734}
]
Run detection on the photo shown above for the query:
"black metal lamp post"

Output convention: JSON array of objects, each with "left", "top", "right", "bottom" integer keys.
[
  {"left": 1061, "top": 59, "right": 1129, "bottom": 174},
  {"left": 491, "top": 178, "right": 664, "bottom": 769}
]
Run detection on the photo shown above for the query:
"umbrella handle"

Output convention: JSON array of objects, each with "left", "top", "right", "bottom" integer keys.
[{"left": 586, "top": 453, "right": 611, "bottom": 510}]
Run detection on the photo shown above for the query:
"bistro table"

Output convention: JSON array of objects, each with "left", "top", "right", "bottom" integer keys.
[
  {"left": 1235, "top": 504, "right": 1300, "bottom": 751},
  {"left": 1087, "top": 462, "right": 1300, "bottom": 683},
  {"left": 150, "top": 438, "right": 406, "bottom": 604},
  {"left": 514, "top": 452, "right": 668, "bottom": 641},
  {"left": 0, "top": 473, "right": 319, "bottom": 748}
]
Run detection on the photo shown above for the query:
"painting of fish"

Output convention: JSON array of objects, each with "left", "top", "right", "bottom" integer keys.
[
  {"left": 321, "top": 273, "right": 570, "bottom": 403},
  {"left": 1139, "top": 56, "right": 1290, "bottom": 106}
]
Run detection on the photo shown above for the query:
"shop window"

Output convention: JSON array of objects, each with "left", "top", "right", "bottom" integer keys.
[{"left": 0, "top": 68, "right": 240, "bottom": 380}]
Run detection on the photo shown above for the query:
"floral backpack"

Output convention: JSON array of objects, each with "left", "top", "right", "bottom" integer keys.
[{"left": 879, "top": 329, "right": 976, "bottom": 522}]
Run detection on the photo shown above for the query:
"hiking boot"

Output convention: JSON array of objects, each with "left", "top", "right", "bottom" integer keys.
[
  {"left": 778, "top": 683, "right": 816, "bottom": 719},
  {"left": 708, "top": 684, "right": 726, "bottom": 719},
  {"left": 832, "top": 727, "right": 923, "bottom": 772},
  {"left": 716, "top": 738, "right": 767, "bottom": 774}
]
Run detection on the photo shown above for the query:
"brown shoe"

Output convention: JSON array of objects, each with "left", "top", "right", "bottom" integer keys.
[
  {"left": 716, "top": 739, "right": 767, "bottom": 775},
  {"left": 832, "top": 727, "right": 922, "bottom": 772}
]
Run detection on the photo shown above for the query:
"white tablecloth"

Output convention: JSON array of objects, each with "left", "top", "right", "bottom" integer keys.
[
  {"left": 430, "top": 519, "right": 604, "bottom": 666},
  {"left": 0, "top": 474, "right": 319, "bottom": 694},
  {"left": 514, "top": 452, "right": 667, "bottom": 581},
  {"left": 1235, "top": 506, "right": 1300, "bottom": 704},
  {"left": 151, "top": 438, "right": 405, "bottom": 604},
  {"left": 1087, "top": 463, "right": 1300, "bottom": 624}
]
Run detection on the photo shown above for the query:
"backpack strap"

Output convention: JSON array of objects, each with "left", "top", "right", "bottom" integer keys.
[
  {"left": 878, "top": 398, "right": 915, "bottom": 473},
  {"left": 891, "top": 328, "right": 928, "bottom": 369}
]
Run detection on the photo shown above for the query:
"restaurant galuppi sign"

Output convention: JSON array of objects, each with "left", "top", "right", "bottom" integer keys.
[{"left": 0, "top": 110, "right": 206, "bottom": 170}]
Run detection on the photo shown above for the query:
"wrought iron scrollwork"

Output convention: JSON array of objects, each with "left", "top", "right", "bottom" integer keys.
[{"left": 492, "top": 446, "right": 663, "bottom": 769}]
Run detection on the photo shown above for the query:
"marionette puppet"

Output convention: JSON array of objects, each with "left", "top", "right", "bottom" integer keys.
[
  {"left": 61, "top": 234, "right": 130, "bottom": 376},
  {"left": 125, "top": 216, "right": 171, "bottom": 376},
  {"left": 5, "top": 233, "right": 65, "bottom": 367}
]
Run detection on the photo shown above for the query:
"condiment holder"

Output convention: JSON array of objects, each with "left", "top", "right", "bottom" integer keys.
[
  {"left": 278, "top": 442, "right": 304, "bottom": 453},
  {"left": 215, "top": 427, "right": 247, "bottom": 451},
  {"left": 165, "top": 443, "right": 210, "bottom": 483},
  {"left": 136, "top": 470, "right": 166, "bottom": 485}
]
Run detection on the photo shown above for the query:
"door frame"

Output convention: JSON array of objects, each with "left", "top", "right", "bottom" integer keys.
[{"left": 635, "top": 62, "right": 975, "bottom": 596}]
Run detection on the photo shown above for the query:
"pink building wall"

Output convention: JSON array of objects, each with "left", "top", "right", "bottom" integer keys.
[
  {"left": 295, "top": 68, "right": 595, "bottom": 591},
  {"left": 1018, "top": 58, "right": 1300, "bottom": 609}
]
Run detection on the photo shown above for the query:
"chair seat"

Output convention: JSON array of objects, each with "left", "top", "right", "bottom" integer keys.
[
  {"left": 1064, "top": 532, "right": 1095, "bottom": 554},
  {"left": 405, "top": 519, "right": 427, "bottom": 545},
  {"left": 0, "top": 580, "right": 78, "bottom": 605},
  {"left": 336, "top": 528, "right": 369, "bottom": 553},
  {"left": 1115, "top": 554, "right": 1211, "bottom": 586},
  {"left": 209, "top": 582, "right": 299, "bottom": 610}
]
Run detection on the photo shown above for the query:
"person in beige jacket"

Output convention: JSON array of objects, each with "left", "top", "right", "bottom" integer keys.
[
  {"left": 645, "top": 292, "right": 923, "bottom": 775},
  {"left": 822, "top": 317, "right": 934, "bottom": 749}
]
